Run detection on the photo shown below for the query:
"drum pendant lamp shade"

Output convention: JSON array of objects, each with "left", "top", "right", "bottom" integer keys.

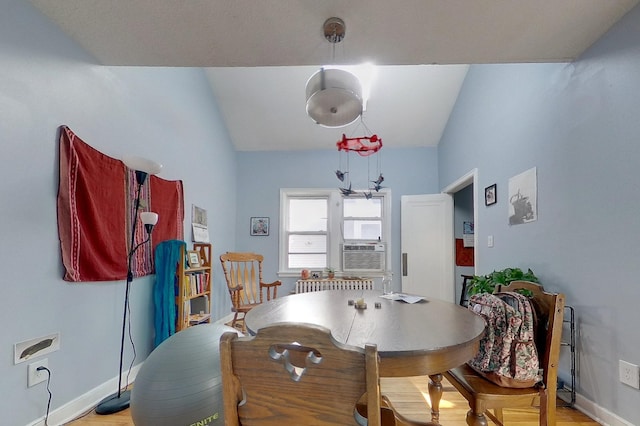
[{"left": 306, "top": 68, "right": 363, "bottom": 128}]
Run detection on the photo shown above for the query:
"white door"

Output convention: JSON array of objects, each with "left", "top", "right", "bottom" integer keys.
[{"left": 401, "top": 194, "right": 454, "bottom": 302}]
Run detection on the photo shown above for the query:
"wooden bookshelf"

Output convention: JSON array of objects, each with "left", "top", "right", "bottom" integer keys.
[{"left": 175, "top": 243, "right": 212, "bottom": 331}]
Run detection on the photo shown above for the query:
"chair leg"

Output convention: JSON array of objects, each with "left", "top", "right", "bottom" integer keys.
[
  {"left": 232, "top": 313, "right": 247, "bottom": 333},
  {"left": 493, "top": 408, "right": 503, "bottom": 425},
  {"left": 466, "top": 410, "right": 489, "bottom": 426},
  {"left": 539, "top": 390, "right": 549, "bottom": 426},
  {"left": 231, "top": 313, "right": 239, "bottom": 329}
]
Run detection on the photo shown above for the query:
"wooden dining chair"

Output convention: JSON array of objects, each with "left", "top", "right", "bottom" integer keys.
[
  {"left": 443, "top": 281, "right": 566, "bottom": 426},
  {"left": 219, "top": 252, "right": 282, "bottom": 331},
  {"left": 220, "top": 323, "right": 436, "bottom": 426}
]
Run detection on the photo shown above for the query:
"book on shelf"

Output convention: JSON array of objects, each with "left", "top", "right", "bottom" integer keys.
[
  {"left": 185, "top": 272, "right": 210, "bottom": 296},
  {"left": 183, "top": 300, "right": 190, "bottom": 323}
]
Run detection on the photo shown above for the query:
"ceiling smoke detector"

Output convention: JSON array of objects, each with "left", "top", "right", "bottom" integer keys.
[{"left": 305, "top": 18, "right": 363, "bottom": 128}]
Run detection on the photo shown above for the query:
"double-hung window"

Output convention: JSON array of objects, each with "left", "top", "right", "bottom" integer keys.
[{"left": 279, "top": 188, "right": 391, "bottom": 276}]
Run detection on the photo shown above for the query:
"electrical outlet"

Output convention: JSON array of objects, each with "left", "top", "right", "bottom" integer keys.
[
  {"left": 27, "top": 358, "right": 48, "bottom": 387},
  {"left": 619, "top": 360, "right": 640, "bottom": 389}
]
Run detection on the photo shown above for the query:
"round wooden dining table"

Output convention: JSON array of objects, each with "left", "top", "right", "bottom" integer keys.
[{"left": 245, "top": 289, "right": 486, "bottom": 423}]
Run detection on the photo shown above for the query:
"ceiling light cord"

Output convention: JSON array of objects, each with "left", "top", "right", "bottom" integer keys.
[
  {"left": 331, "top": 30, "right": 337, "bottom": 63},
  {"left": 348, "top": 115, "right": 373, "bottom": 138}
]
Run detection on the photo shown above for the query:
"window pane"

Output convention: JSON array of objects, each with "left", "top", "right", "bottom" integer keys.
[
  {"left": 280, "top": 188, "right": 389, "bottom": 274},
  {"left": 289, "top": 254, "right": 327, "bottom": 269},
  {"left": 289, "top": 199, "right": 327, "bottom": 231},
  {"left": 343, "top": 198, "right": 381, "bottom": 218},
  {"left": 344, "top": 220, "right": 382, "bottom": 240},
  {"left": 289, "top": 234, "right": 327, "bottom": 253}
]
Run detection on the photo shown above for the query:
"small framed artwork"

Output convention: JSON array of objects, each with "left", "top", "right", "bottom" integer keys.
[
  {"left": 187, "top": 250, "right": 201, "bottom": 268},
  {"left": 250, "top": 217, "right": 269, "bottom": 236},
  {"left": 485, "top": 184, "right": 497, "bottom": 206}
]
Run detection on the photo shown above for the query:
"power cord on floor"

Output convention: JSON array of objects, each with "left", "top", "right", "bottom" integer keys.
[
  {"left": 37, "top": 366, "right": 52, "bottom": 426},
  {"left": 126, "top": 294, "right": 137, "bottom": 391}
]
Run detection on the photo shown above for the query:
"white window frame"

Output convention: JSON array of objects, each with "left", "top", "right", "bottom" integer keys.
[{"left": 279, "top": 188, "right": 391, "bottom": 277}]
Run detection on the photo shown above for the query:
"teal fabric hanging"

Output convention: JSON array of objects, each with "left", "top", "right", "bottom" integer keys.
[{"left": 153, "top": 239, "right": 186, "bottom": 347}]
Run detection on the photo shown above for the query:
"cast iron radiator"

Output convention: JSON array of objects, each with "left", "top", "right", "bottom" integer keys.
[{"left": 295, "top": 279, "right": 374, "bottom": 293}]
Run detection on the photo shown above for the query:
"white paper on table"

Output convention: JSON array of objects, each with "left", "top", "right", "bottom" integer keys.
[{"left": 380, "top": 293, "right": 425, "bottom": 304}]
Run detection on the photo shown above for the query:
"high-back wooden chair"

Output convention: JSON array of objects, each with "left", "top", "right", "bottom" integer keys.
[
  {"left": 219, "top": 252, "right": 281, "bottom": 331},
  {"left": 219, "top": 323, "right": 434, "bottom": 426},
  {"left": 443, "top": 281, "right": 566, "bottom": 426}
]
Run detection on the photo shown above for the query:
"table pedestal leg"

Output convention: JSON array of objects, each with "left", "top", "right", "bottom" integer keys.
[{"left": 428, "top": 373, "right": 443, "bottom": 424}]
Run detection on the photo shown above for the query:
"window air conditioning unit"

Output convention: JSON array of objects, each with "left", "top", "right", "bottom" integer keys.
[{"left": 342, "top": 243, "right": 385, "bottom": 272}]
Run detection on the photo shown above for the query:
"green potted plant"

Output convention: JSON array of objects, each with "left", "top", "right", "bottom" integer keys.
[
  {"left": 467, "top": 267, "right": 539, "bottom": 296},
  {"left": 325, "top": 267, "right": 336, "bottom": 279}
]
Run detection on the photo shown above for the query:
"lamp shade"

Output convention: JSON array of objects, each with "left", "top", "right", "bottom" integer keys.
[
  {"left": 122, "top": 155, "right": 163, "bottom": 175},
  {"left": 140, "top": 212, "right": 159, "bottom": 226},
  {"left": 306, "top": 68, "right": 363, "bottom": 128}
]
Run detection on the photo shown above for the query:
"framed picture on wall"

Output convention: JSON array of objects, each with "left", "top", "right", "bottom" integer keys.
[
  {"left": 485, "top": 184, "right": 497, "bottom": 206},
  {"left": 250, "top": 217, "right": 269, "bottom": 236}
]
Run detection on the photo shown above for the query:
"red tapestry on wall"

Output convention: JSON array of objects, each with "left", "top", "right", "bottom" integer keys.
[{"left": 57, "top": 125, "right": 184, "bottom": 282}]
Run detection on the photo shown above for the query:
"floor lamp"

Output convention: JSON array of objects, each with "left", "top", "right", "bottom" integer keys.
[{"left": 95, "top": 156, "right": 162, "bottom": 415}]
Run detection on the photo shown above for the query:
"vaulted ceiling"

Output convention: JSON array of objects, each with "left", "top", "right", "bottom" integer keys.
[{"left": 31, "top": 0, "right": 639, "bottom": 150}]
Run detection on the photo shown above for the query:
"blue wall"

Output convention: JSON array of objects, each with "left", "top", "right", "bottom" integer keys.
[
  {"left": 5, "top": 0, "right": 640, "bottom": 423},
  {"left": 236, "top": 147, "right": 439, "bottom": 294},
  {"left": 438, "top": 6, "right": 640, "bottom": 424},
  {"left": 0, "top": 1, "right": 237, "bottom": 423}
]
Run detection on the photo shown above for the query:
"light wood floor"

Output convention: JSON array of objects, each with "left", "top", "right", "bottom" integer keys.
[{"left": 66, "top": 377, "right": 599, "bottom": 425}]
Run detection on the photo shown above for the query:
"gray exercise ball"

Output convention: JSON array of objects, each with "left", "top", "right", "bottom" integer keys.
[{"left": 131, "top": 323, "right": 241, "bottom": 426}]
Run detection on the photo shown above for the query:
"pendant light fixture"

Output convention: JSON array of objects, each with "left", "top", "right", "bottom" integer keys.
[{"left": 305, "top": 18, "right": 363, "bottom": 128}]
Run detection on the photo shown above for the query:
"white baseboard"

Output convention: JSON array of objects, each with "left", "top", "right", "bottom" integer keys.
[
  {"left": 26, "top": 364, "right": 141, "bottom": 426},
  {"left": 574, "top": 392, "right": 635, "bottom": 426},
  {"left": 25, "top": 358, "right": 634, "bottom": 426}
]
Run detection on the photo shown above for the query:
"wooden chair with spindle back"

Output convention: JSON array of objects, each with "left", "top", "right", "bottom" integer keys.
[{"left": 219, "top": 252, "right": 282, "bottom": 331}]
